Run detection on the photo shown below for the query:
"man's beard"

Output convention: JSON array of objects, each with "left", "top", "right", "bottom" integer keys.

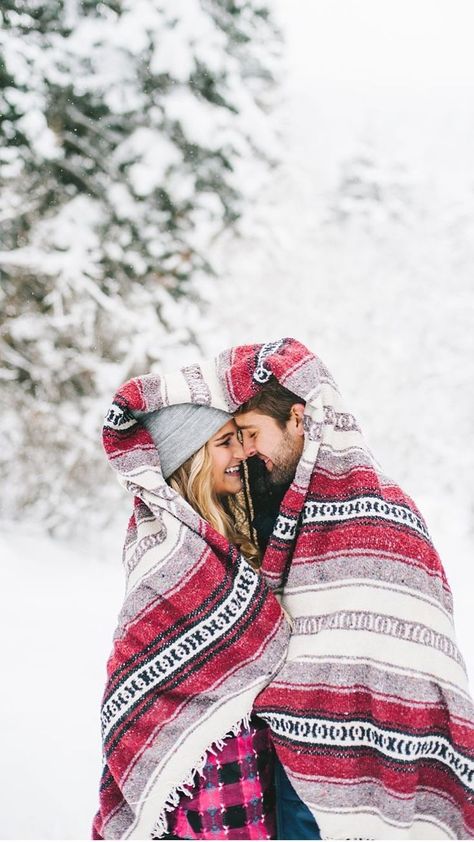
[{"left": 269, "top": 429, "right": 301, "bottom": 486}]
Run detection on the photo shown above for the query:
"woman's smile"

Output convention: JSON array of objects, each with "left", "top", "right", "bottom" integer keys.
[{"left": 208, "top": 419, "right": 245, "bottom": 496}]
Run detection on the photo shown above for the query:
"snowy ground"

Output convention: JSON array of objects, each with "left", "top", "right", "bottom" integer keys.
[
  {"left": 1, "top": 517, "right": 474, "bottom": 839},
  {"left": 0, "top": 527, "right": 124, "bottom": 839}
]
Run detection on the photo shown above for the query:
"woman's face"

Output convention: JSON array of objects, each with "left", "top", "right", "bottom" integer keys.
[{"left": 207, "top": 419, "right": 245, "bottom": 497}]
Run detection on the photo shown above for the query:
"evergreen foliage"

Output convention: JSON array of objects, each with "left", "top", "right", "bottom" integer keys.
[{"left": 0, "top": 0, "right": 281, "bottom": 532}]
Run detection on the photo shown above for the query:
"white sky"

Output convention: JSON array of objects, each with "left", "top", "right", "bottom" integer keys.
[
  {"left": 269, "top": 0, "right": 474, "bottom": 199},
  {"left": 274, "top": 0, "right": 474, "bottom": 88}
]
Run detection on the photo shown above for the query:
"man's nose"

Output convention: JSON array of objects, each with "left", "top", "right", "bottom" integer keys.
[{"left": 242, "top": 438, "right": 256, "bottom": 458}]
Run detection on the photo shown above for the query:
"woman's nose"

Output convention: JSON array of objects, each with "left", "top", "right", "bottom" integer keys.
[{"left": 233, "top": 440, "right": 245, "bottom": 460}]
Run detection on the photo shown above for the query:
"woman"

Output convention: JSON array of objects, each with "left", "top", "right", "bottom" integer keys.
[
  {"left": 136, "top": 403, "right": 273, "bottom": 838},
  {"left": 93, "top": 384, "right": 290, "bottom": 840},
  {"left": 136, "top": 402, "right": 260, "bottom": 569}
]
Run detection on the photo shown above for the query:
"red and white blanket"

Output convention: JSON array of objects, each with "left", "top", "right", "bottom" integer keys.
[
  {"left": 93, "top": 364, "right": 290, "bottom": 840},
  {"left": 222, "top": 338, "right": 474, "bottom": 839},
  {"left": 94, "top": 339, "right": 474, "bottom": 839}
]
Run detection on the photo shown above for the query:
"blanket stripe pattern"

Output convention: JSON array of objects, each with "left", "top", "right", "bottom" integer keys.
[
  {"left": 93, "top": 367, "right": 290, "bottom": 839},
  {"left": 217, "top": 338, "right": 474, "bottom": 839}
]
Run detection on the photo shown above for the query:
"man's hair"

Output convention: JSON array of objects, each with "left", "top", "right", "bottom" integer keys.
[{"left": 235, "top": 376, "right": 305, "bottom": 429}]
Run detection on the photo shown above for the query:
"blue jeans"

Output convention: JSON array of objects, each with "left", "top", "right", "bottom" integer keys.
[{"left": 275, "top": 757, "right": 321, "bottom": 840}]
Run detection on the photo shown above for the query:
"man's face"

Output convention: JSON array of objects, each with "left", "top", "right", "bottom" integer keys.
[{"left": 236, "top": 407, "right": 304, "bottom": 485}]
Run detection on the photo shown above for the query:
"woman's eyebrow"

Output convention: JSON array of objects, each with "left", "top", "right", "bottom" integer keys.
[{"left": 213, "top": 432, "right": 233, "bottom": 443}]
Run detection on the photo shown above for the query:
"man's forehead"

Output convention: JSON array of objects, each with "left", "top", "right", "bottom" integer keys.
[{"left": 235, "top": 410, "right": 272, "bottom": 428}]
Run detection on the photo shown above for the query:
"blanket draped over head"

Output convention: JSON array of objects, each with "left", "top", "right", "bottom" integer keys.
[
  {"left": 93, "top": 356, "right": 290, "bottom": 841},
  {"left": 94, "top": 338, "right": 474, "bottom": 840}
]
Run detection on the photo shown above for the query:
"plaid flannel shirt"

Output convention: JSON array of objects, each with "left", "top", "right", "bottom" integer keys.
[{"left": 166, "top": 715, "right": 276, "bottom": 839}]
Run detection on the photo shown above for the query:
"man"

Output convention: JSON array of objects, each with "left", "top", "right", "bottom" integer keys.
[
  {"left": 236, "top": 377, "right": 305, "bottom": 485},
  {"left": 235, "top": 377, "right": 305, "bottom": 552},
  {"left": 235, "top": 377, "right": 321, "bottom": 840},
  {"left": 223, "top": 338, "right": 474, "bottom": 841}
]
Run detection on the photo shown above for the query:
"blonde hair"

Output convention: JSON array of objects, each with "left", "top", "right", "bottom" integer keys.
[{"left": 168, "top": 444, "right": 261, "bottom": 569}]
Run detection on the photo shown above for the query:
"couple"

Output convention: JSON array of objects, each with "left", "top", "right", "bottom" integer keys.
[{"left": 94, "top": 338, "right": 474, "bottom": 840}]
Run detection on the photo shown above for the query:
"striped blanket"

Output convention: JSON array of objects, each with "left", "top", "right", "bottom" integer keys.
[
  {"left": 220, "top": 338, "right": 474, "bottom": 839},
  {"left": 94, "top": 338, "right": 474, "bottom": 839},
  {"left": 93, "top": 366, "right": 290, "bottom": 840}
]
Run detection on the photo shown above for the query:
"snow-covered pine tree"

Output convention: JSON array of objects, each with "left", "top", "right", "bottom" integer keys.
[
  {"left": 326, "top": 147, "right": 416, "bottom": 232},
  {"left": 0, "top": 0, "right": 281, "bottom": 533}
]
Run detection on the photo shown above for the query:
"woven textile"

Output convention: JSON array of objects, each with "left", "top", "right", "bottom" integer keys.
[
  {"left": 93, "top": 339, "right": 474, "bottom": 839},
  {"left": 218, "top": 338, "right": 474, "bottom": 839},
  {"left": 166, "top": 716, "right": 276, "bottom": 839},
  {"left": 93, "top": 364, "right": 290, "bottom": 840}
]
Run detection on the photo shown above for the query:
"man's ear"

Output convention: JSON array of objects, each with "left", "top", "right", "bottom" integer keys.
[{"left": 291, "top": 403, "right": 306, "bottom": 436}]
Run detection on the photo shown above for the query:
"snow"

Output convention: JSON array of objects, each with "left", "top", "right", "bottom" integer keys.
[
  {"left": 3, "top": 0, "right": 474, "bottom": 837},
  {"left": 116, "top": 129, "right": 181, "bottom": 196},
  {"left": 18, "top": 110, "right": 59, "bottom": 160},
  {"left": 0, "top": 527, "right": 124, "bottom": 839}
]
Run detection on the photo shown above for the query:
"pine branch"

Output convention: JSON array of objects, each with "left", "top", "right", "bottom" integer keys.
[
  {"left": 64, "top": 104, "right": 124, "bottom": 146},
  {"left": 62, "top": 131, "right": 116, "bottom": 178},
  {"left": 52, "top": 158, "right": 106, "bottom": 200},
  {"left": 0, "top": 338, "right": 35, "bottom": 373}
]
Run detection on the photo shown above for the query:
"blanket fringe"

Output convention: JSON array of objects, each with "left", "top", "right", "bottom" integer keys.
[{"left": 150, "top": 711, "right": 252, "bottom": 839}]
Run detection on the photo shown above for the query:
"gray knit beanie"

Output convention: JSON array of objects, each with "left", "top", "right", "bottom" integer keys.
[{"left": 134, "top": 403, "right": 232, "bottom": 479}]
